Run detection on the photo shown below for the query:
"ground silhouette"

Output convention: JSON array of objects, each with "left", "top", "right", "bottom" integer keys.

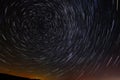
[{"left": 0, "top": 73, "right": 40, "bottom": 80}]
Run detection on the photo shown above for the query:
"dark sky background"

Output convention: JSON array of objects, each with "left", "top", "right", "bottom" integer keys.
[{"left": 0, "top": 0, "right": 120, "bottom": 80}]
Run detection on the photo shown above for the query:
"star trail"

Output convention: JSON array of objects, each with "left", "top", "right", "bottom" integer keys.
[{"left": 0, "top": 0, "right": 120, "bottom": 80}]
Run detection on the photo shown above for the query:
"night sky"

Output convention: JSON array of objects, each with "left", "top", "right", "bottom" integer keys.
[{"left": 0, "top": 0, "right": 120, "bottom": 80}]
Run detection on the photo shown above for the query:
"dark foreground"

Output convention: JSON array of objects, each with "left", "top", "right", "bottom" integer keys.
[{"left": 0, "top": 73, "right": 40, "bottom": 80}]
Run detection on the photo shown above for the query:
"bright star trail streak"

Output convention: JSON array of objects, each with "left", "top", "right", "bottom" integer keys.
[
  {"left": 0, "top": 0, "right": 120, "bottom": 80},
  {"left": 116, "top": 0, "right": 119, "bottom": 11}
]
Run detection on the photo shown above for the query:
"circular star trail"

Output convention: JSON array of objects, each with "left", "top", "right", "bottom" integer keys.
[{"left": 0, "top": 0, "right": 120, "bottom": 80}]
